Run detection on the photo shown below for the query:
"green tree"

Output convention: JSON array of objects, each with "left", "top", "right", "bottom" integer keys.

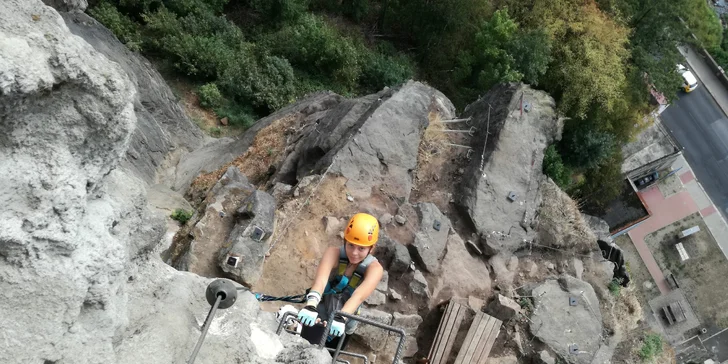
[
  {"left": 560, "top": 122, "right": 617, "bottom": 170},
  {"left": 508, "top": 28, "right": 552, "bottom": 86},
  {"left": 683, "top": 0, "right": 722, "bottom": 50},
  {"left": 543, "top": 144, "right": 572, "bottom": 188},
  {"left": 250, "top": 0, "right": 309, "bottom": 24}
]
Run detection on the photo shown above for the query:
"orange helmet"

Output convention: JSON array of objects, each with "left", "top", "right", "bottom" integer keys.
[{"left": 344, "top": 213, "right": 379, "bottom": 247}]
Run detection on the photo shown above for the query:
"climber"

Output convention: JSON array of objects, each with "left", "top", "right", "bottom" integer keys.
[{"left": 297, "top": 213, "right": 384, "bottom": 349}]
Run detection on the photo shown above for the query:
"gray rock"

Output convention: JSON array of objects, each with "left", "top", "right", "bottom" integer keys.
[
  {"left": 409, "top": 270, "right": 430, "bottom": 298},
  {"left": 514, "top": 330, "right": 525, "bottom": 355},
  {"left": 468, "top": 296, "right": 485, "bottom": 312},
  {"left": 44, "top": 0, "right": 88, "bottom": 11},
  {"left": 379, "top": 213, "right": 394, "bottom": 225},
  {"left": 390, "top": 243, "right": 412, "bottom": 274},
  {"left": 488, "top": 355, "right": 519, "bottom": 364},
  {"left": 409, "top": 203, "right": 451, "bottom": 272},
  {"left": 269, "top": 182, "right": 293, "bottom": 202},
  {"left": 173, "top": 167, "right": 255, "bottom": 276},
  {"left": 582, "top": 213, "right": 612, "bottom": 243},
  {"left": 365, "top": 290, "right": 387, "bottom": 306},
  {"left": 61, "top": 11, "right": 205, "bottom": 187},
  {"left": 546, "top": 262, "right": 556, "bottom": 270},
  {"left": 390, "top": 289, "right": 403, "bottom": 301},
  {"left": 392, "top": 312, "right": 423, "bottom": 335},
  {"left": 146, "top": 183, "right": 194, "bottom": 216},
  {"left": 293, "top": 174, "right": 320, "bottom": 197},
  {"left": 457, "top": 84, "right": 561, "bottom": 253},
  {"left": 490, "top": 254, "right": 518, "bottom": 293},
  {"left": 352, "top": 308, "right": 393, "bottom": 351},
  {"left": 573, "top": 258, "right": 584, "bottom": 280},
  {"left": 323, "top": 216, "right": 343, "bottom": 235},
  {"left": 530, "top": 276, "right": 603, "bottom": 364},
  {"left": 377, "top": 270, "right": 389, "bottom": 292},
  {"left": 486, "top": 294, "right": 521, "bottom": 321},
  {"left": 272, "top": 81, "right": 455, "bottom": 200},
  {"left": 539, "top": 350, "right": 556, "bottom": 364},
  {"left": 220, "top": 190, "right": 277, "bottom": 285},
  {"left": 395, "top": 214, "right": 407, "bottom": 225}
]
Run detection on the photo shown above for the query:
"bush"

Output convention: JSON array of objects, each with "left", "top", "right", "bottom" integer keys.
[
  {"left": 214, "top": 103, "right": 256, "bottom": 128},
  {"left": 608, "top": 278, "right": 622, "bottom": 296},
  {"left": 542, "top": 144, "right": 572, "bottom": 189},
  {"left": 90, "top": 1, "right": 143, "bottom": 51},
  {"left": 360, "top": 51, "right": 414, "bottom": 92},
  {"left": 198, "top": 83, "right": 223, "bottom": 108},
  {"left": 342, "top": 0, "right": 369, "bottom": 22},
  {"left": 560, "top": 124, "right": 616, "bottom": 170},
  {"left": 170, "top": 208, "right": 193, "bottom": 224},
  {"left": 639, "top": 333, "right": 663, "bottom": 361},
  {"left": 264, "top": 14, "right": 363, "bottom": 91},
  {"left": 250, "top": 0, "right": 309, "bottom": 23}
]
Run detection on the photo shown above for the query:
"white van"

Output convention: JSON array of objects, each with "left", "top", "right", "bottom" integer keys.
[{"left": 677, "top": 64, "right": 699, "bottom": 92}]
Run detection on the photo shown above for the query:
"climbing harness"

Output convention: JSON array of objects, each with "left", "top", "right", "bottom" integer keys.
[{"left": 325, "top": 246, "right": 375, "bottom": 295}]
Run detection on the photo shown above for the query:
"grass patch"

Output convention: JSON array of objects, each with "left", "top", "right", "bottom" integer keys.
[
  {"left": 608, "top": 278, "right": 622, "bottom": 296},
  {"left": 170, "top": 208, "right": 193, "bottom": 224},
  {"left": 638, "top": 333, "right": 663, "bottom": 362}
]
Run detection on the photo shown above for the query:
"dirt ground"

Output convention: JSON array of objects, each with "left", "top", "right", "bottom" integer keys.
[{"left": 644, "top": 212, "right": 728, "bottom": 328}]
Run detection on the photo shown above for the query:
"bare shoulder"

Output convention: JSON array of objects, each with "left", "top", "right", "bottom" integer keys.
[{"left": 366, "top": 259, "right": 383, "bottom": 276}]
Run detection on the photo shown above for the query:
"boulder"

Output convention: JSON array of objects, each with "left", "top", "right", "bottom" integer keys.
[
  {"left": 410, "top": 270, "right": 430, "bottom": 298},
  {"left": 323, "top": 216, "right": 343, "bottom": 235},
  {"left": 392, "top": 312, "right": 424, "bottom": 335},
  {"left": 219, "top": 190, "right": 277, "bottom": 285},
  {"left": 409, "top": 203, "right": 451, "bottom": 272},
  {"left": 390, "top": 289, "right": 402, "bottom": 301},
  {"left": 530, "top": 276, "right": 603, "bottom": 364},
  {"left": 432, "top": 233, "right": 491, "bottom": 300},
  {"left": 352, "top": 308, "right": 393, "bottom": 351},
  {"left": 582, "top": 214, "right": 612, "bottom": 243},
  {"left": 268, "top": 182, "right": 293, "bottom": 202},
  {"left": 395, "top": 214, "right": 407, "bottom": 225},
  {"left": 486, "top": 294, "right": 521, "bottom": 321},
  {"left": 172, "top": 167, "right": 255, "bottom": 276},
  {"left": 539, "top": 350, "right": 556, "bottom": 364},
  {"left": 457, "top": 84, "right": 561, "bottom": 253},
  {"left": 377, "top": 270, "right": 389, "bottom": 292},
  {"left": 390, "top": 242, "right": 412, "bottom": 274},
  {"left": 379, "top": 213, "right": 393, "bottom": 225},
  {"left": 365, "top": 290, "right": 387, "bottom": 306},
  {"left": 468, "top": 296, "right": 485, "bottom": 312},
  {"left": 490, "top": 254, "right": 519, "bottom": 293},
  {"left": 273, "top": 81, "right": 455, "bottom": 200}
]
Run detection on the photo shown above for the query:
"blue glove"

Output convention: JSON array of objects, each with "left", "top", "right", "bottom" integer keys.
[
  {"left": 329, "top": 315, "right": 346, "bottom": 337},
  {"left": 297, "top": 306, "right": 318, "bottom": 327}
]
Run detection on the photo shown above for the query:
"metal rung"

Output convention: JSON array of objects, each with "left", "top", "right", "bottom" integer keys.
[
  {"left": 439, "top": 117, "right": 472, "bottom": 124},
  {"left": 436, "top": 126, "right": 476, "bottom": 136},
  {"left": 443, "top": 142, "right": 472, "bottom": 149}
]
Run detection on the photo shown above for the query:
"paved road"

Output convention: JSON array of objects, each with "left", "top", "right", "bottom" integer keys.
[{"left": 661, "top": 86, "right": 728, "bottom": 222}]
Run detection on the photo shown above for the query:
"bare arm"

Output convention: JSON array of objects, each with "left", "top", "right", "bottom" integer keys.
[
  {"left": 341, "top": 260, "right": 384, "bottom": 314},
  {"left": 309, "top": 246, "right": 340, "bottom": 297}
]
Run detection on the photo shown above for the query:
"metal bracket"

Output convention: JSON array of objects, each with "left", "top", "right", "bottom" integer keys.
[
  {"left": 569, "top": 297, "right": 578, "bottom": 306},
  {"left": 250, "top": 225, "right": 265, "bottom": 242},
  {"left": 569, "top": 344, "right": 579, "bottom": 354}
]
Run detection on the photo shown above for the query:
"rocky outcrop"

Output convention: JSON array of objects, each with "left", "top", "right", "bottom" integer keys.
[
  {"left": 409, "top": 203, "right": 451, "bottom": 272},
  {"left": 537, "top": 179, "right": 598, "bottom": 253},
  {"left": 0, "top": 2, "right": 328, "bottom": 362},
  {"left": 486, "top": 294, "right": 521, "bottom": 321},
  {"left": 61, "top": 11, "right": 205, "bottom": 186},
  {"left": 582, "top": 214, "right": 612, "bottom": 243},
  {"left": 171, "top": 167, "right": 256, "bottom": 277},
  {"left": 219, "top": 189, "right": 277, "bottom": 285},
  {"left": 43, "top": 0, "right": 87, "bottom": 11},
  {"left": 431, "top": 233, "right": 491, "bottom": 300},
  {"left": 529, "top": 276, "right": 603, "bottom": 364},
  {"left": 272, "top": 81, "right": 455, "bottom": 200},
  {"left": 457, "top": 84, "right": 561, "bottom": 253}
]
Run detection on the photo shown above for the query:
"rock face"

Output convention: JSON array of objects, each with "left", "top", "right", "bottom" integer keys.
[
  {"left": 272, "top": 81, "right": 455, "bottom": 200},
  {"left": 530, "top": 276, "right": 603, "bottom": 364},
  {"left": 43, "top": 0, "right": 87, "bottom": 11},
  {"left": 537, "top": 180, "right": 597, "bottom": 253},
  {"left": 582, "top": 214, "right": 612, "bottom": 243},
  {"left": 61, "top": 11, "right": 204, "bottom": 186},
  {"left": 353, "top": 308, "right": 393, "bottom": 351},
  {"left": 431, "top": 233, "right": 491, "bottom": 300},
  {"left": 486, "top": 294, "right": 521, "bottom": 321},
  {"left": 457, "top": 84, "right": 561, "bottom": 253},
  {"left": 409, "top": 203, "right": 451, "bottom": 272},
  {"left": 219, "top": 189, "right": 277, "bottom": 285},
  {"left": 0, "top": 2, "right": 328, "bottom": 363},
  {"left": 172, "top": 167, "right": 256, "bottom": 277}
]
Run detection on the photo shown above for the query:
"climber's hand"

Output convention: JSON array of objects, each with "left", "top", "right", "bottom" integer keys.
[
  {"left": 329, "top": 315, "right": 346, "bottom": 337},
  {"left": 297, "top": 306, "right": 318, "bottom": 327}
]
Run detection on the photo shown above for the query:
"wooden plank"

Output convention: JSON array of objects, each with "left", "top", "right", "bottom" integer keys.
[
  {"left": 476, "top": 315, "right": 502, "bottom": 364},
  {"left": 454, "top": 312, "right": 488, "bottom": 364},
  {"left": 474, "top": 314, "right": 499, "bottom": 364},
  {"left": 429, "top": 302, "right": 459, "bottom": 364},
  {"left": 429, "top": 302, "right": 466, "bottom": 364},
  {"left": 428, "top": 303, "right": 452, "bottom": 361}
]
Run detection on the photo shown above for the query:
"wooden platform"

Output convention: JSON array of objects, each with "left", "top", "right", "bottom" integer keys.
[
  {"left": 428, "top": 301, "right": 468, "bottom": 364},
  {"left": 454, "top": 312, "right": 502, "bottom": 364}
]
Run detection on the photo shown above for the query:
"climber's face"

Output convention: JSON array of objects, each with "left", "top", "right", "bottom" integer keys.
[{"left": 345, "top": 242, "right": 371, "bottom": 264}]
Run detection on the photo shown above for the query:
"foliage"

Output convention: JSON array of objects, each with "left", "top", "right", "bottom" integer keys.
[
  {"left": 342, "top": 0, "right": 370, "bottom": 22},
  {"left": 90, "top": 1, "right": 143, "bottom": 51},
  {"left": 360, "top": 52, "right": 415, "bottom": 92},
  {"left": 529, "top": 1, "right": 631, "bottom": 117},
  {"left": 560, "top": 121, "right": 617, "bottom": 170},
  {"left": 639, "top": 333, "right": 663, "bottom": 361},
  {"left": 508, "top": 28, "right": 552, "bottom": 86},
  {"left": 250, "top": 0, "right": 309, "bottom": 24},
  {"left": 213, "top": 103, "right": 256, "bottom": 128},
  {"left": 683, "top": 0, "right": 722, "bottom": 50},
  {"left": 170, "top": 208, "right": 193, "bottom": 224},
  {"left": 574, "top": 150, "right": 625, "bottom": 209},
  {"left": 543, "top": 145, "right": 572, "bottom": 189},
  {"left": 608, "top": 278, "right": 622, "bottom": 296},
  {"left": 198, "top": 83, "right": 223, "bottom": 108}
]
